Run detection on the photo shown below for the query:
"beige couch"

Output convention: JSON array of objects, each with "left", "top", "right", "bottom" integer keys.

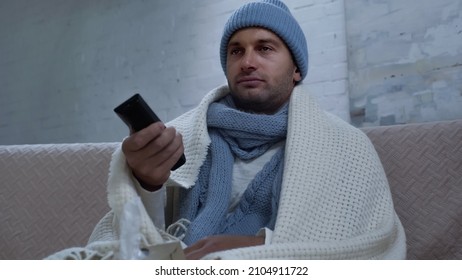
[{"left": 1, "top": 119, "right": 461, "bottom": 260}]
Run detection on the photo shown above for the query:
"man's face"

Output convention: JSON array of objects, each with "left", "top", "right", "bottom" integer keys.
[{"left": 226, "top": 27, "right": 301, "bottom": 114}]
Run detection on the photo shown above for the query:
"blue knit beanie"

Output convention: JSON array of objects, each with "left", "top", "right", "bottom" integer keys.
[{"left": 220, "top": 0, "right": 309, "bottom": 81}]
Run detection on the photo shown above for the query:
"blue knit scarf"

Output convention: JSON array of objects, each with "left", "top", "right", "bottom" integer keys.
[{"left": 178, "top": 95, "right": 287, "bottom": 245}]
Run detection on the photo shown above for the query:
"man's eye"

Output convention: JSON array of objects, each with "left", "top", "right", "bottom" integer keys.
[
  {"left": 229, "top": 49, "right": 242, "bottom": 55},
  {"left": 260, "top": 46, "right": 272, "bottom": 52}
]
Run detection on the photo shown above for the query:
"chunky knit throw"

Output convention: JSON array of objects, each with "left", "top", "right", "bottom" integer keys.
[{"left": 178, "top": 95, "right": 287, "bottom": 245}]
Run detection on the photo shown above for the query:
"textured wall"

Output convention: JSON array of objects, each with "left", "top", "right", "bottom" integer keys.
[
  {"left": 0, "top": 0, "right": 349, "bottom": 144},
  {"left": 346, "top": 0, "right": 462, "bottom": 127},
  {"left": 2, "top": 0, "right": 461, "bottom": 144}
]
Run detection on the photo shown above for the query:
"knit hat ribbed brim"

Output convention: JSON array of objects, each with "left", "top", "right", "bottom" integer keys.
[{"left": 220, "top": 0, "right": 309, "bottom": 81}]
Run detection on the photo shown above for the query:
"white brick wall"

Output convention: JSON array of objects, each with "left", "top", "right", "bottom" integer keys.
[
  {"left": 0, "top": 0, "right": 349, "bottom": 144},
  {"left": 346, "top": 0, "right": 462, "bottom": 126}
]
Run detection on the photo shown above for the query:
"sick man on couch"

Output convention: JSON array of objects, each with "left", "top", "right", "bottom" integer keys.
[{"left": 49, "top": 0, "right": 406, "bottom": 260}]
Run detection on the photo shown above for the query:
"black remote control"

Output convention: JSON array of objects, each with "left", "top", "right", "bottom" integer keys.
[{"left": 114, "top": 93, "right": 186, "bottom": 170}]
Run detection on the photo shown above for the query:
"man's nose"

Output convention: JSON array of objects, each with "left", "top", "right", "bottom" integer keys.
[{"left": 240, "top": 50, "right": 257, "bottom": 71}]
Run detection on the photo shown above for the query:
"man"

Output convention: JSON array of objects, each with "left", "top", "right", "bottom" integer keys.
[{"left": 51, "top": 0, "right": 406, "bottom": 260}]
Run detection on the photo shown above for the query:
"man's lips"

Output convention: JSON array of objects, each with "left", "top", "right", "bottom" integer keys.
[{"left": 236, "top": 76, "right": 264, "bottom": 85}]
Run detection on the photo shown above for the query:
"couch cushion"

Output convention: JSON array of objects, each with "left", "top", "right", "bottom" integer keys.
[
  {"left": 0, "top": 143, "right": 118, "bottom": 260},
  {"left": 362, "top": 120, "right": 462, "bottom": 259}
]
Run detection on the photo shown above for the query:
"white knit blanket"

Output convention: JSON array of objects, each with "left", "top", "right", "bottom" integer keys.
[{"left": 50, "top": 84, "right": 406, "bottom": 260}]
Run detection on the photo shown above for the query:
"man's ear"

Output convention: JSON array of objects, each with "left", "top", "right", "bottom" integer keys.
[{"left": 293, "top": 68, "right": 302, "bottom": 83}]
